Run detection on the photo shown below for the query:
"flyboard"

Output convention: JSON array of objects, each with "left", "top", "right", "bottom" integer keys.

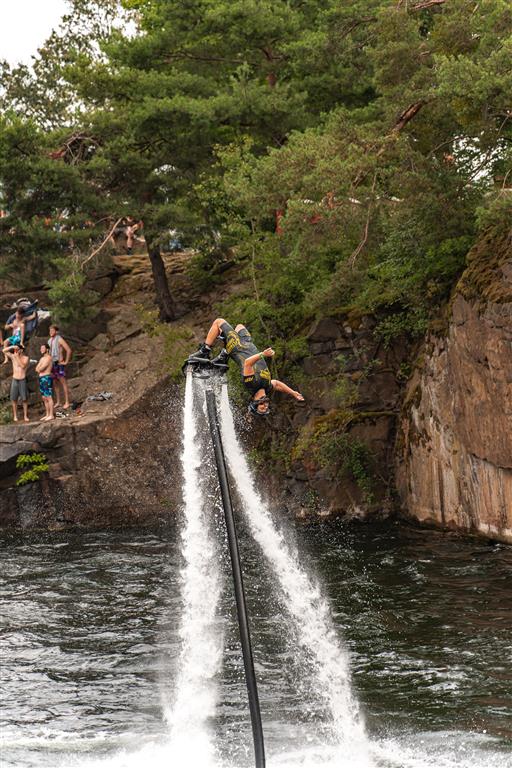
[{"left": 183, "top": 353, "right": 266, "bottom": 768}]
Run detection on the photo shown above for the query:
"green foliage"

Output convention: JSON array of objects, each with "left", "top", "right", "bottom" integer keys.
[
  {"left": 16, "top": 453, "right": 50, "bottom": 486},
  {"left": 321, "top": 433, "right": 375, "bottom": 505},
  {"left": 374, "top": 309, "right": 429, "bottom": 348},
  {"left": 138, "top": 307, "right": 195, "bottom": 380},
  {"left": 0, "top": 0, "right": 510, "bottom": 366},
  {"left": 0, "top": 402, "right": 11, "bottom": 425},
  {"left": 48, "top": 259, "right": 99, "bottom": 325},
  {"left": 333, "top": 378, "right": 359, "bottom": 409}
]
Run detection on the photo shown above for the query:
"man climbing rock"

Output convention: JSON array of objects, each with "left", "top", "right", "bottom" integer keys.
[
  {"left": 5, "top": 345, "right": 30, "bottom": 422},
  {"left": 192, "top": 318, "right": 304, "bottom": 416}
]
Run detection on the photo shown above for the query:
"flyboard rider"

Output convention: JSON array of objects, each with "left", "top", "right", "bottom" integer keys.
[{"left": 187, "top": 318, "right": 304, "bottom": 416}]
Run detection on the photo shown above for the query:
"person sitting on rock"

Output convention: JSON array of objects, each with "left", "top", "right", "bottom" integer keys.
[
  {"left": 36, "top": 344, "right": 55, "bottom": 422},
  {"left": 2, "top": 307, "right": 26, "bottom": 362},
  {"left": 193, "top": 318, "right": 304, "bottom": 416},
  {"left": 5, "top": 345, "right": 30, "bottom": 422},
  {"left": 48, "top": 325, "right": 72, "bottom": 410},
  {"left": 125, "top": 216, "right": 143, "bottom": 254}
]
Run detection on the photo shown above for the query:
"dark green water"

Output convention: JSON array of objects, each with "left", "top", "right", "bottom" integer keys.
[{"left": 0, "top": 520, "right": 510, "bottom": 768}]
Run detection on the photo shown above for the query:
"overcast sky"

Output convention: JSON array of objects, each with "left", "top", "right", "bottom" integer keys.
[{"left": 2, "top": 0, "right": 68, "bottom": 66}]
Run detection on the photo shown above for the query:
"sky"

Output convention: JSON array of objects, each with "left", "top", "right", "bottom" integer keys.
[{"left": 1, "top": 0, "right": 68, "bottom": 66}]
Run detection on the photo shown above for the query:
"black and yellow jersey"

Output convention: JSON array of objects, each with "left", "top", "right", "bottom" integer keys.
[{"left": 220, "top": 321, "right": 273, "bottom": 396}]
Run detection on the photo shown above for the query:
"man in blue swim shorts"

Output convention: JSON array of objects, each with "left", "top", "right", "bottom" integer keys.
[{"left": 36, "top": 344, "right": 55, "bottom": 421}]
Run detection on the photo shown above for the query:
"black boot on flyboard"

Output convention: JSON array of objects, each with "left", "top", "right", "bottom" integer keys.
[{"left": 182, "top": 344, "right": 229, "bottom": 378}]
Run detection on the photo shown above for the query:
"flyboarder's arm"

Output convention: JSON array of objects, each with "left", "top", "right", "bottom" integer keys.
[
  {"left": 243, "top": 347, "right": 274, "bottom": 376},
  {"left": 271, "top": 379, "right": 304, "bottom": 401}
]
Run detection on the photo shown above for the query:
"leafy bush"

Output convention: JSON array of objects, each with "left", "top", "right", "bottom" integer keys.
[
  {"left": 16, "top": 453, "right": 50, "bottom": 486},
  {"left": 48, "top": 258, "right": 99, "bottom": 326},
  {"left": 137, "top": 307, "right": 195, "bottom": 380}
]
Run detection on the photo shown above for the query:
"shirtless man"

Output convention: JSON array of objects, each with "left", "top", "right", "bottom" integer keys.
[
  {"left": 5, "top": 346, "right": 30, "bottom": 422},
  {"left": 36, "top": 344, "right": 55, "bottom": 421},
  {"left": 48, "top": 325, "right": 72, "bottom": 409},
  {"left": 2, "top": 308, "right": 25, "bottom": 362},
  {"left": 192, "top": 318, "right": 305, "bottom": 416}
]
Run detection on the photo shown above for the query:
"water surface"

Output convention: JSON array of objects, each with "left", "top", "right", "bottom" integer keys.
[{"left": 0, "top": 520, "right": 510, "bottom": 767}]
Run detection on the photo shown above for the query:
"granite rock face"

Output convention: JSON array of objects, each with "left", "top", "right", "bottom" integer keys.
[{"left": 396, "top": 228, "right": 512, "bottom": 543}]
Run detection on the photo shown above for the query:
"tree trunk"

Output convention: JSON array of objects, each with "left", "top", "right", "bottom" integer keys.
[{"left": 147, "top": 239, "right": 177, "bottom": 322}]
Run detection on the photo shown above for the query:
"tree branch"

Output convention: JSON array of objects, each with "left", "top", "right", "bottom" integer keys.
[
  {"left": 81, "top": 217, "right": 122, "bottom": 268},
  {"left": 349, "top": 173, "right": 377, "bottom": 269},
  {"left": 392, "top": 99, "right": 427, "bottom": 133},
  {"left": 411, "top": 0, "right": 446, "bottom": 11}
]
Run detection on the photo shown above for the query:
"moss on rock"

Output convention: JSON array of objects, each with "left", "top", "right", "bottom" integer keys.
[{"left": 456, "top": 226, "right": 512, "bottom": 308}]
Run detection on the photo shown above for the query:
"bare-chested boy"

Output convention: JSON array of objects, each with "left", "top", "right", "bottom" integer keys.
[
  {"left": 36, "top": 344, "right": 55, "bottom": 422},
  {"left": 5, "top": 345, "right": 30, "bottom": 422}
]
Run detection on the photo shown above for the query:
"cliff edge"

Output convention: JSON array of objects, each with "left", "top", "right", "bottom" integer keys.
[{"left": 396, "top": 227, "right": 512, "bottom": 543}]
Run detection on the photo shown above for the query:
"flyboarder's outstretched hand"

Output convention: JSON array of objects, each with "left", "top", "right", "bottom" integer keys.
[
  {"left": 262, "top": 347, "right": 275, "bottom": 358},
  {"left": 271, "top": 379, "right": 305, "bottom": 402}
]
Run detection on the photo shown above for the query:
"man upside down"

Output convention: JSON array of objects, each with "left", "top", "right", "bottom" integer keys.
[{"left": 193, "top": 318, "right": 304, "bottom": 416}]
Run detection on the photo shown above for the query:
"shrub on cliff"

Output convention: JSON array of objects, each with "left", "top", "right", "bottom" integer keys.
[{"left": 16, "top": 453, "right": 50, "bottom": 487}]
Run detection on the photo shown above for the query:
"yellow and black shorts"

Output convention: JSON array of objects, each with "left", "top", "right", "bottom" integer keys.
[{"left": 220, "top": 321, "right": 254, "bottom": 358}]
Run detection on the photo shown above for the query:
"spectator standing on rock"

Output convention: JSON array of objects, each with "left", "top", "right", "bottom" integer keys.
[
  {"left": 36, "top": 344, "right": 54, "bottom": 422},
  {"left": 5, "top": 345, "right": 30, "bottom": 422},
  {"left": 2, "top": 307, "right": 26, "bottom": 362},
  {"left": 48, "top": 325, "right": 72, "bottom": 409}
]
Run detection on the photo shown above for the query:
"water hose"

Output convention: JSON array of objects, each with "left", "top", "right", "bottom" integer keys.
[{"left": 205, "top": 388, "right": 266, "bottom": 768}]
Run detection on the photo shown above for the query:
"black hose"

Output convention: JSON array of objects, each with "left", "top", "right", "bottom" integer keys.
[{"left": 205, "top": 388, "right": 266, "bottom": 768}]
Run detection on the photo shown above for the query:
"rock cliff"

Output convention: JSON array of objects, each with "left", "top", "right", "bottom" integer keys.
[
  {"left": 0, "top": 252, "right": 201, "bottom": 530},
  {"left": 3, "top": 228, "right": 512, "bottom": 542},
  {"left": 396, "top": 227, "right": 512, "bottom": 543}
]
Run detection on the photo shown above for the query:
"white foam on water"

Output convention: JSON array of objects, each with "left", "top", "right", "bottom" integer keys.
[
  {"left": 218, "top": 384, "right": 372, "bottom": 767},
  {"left": 163, "top": 372, "right": 223, "bottom": 766},
  {"left": 54, "top": 729, "right": 510, "bottom": 768}
]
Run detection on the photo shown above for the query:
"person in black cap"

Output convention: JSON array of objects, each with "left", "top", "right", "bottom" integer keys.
[{"left": 194, "top": 318, "right": 304, "bottom": 416}]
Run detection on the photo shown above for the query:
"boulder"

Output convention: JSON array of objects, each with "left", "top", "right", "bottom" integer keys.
[{"left": 308, "top": 317, "right": 341, "bottom": 343}]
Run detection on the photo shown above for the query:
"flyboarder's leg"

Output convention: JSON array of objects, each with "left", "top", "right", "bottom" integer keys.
[
  {"left": 194, "top": 318, "right": 228, "bottom": 360},
  {"left": 205, "top": 318, "right": 228, "bottom": 347}
]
